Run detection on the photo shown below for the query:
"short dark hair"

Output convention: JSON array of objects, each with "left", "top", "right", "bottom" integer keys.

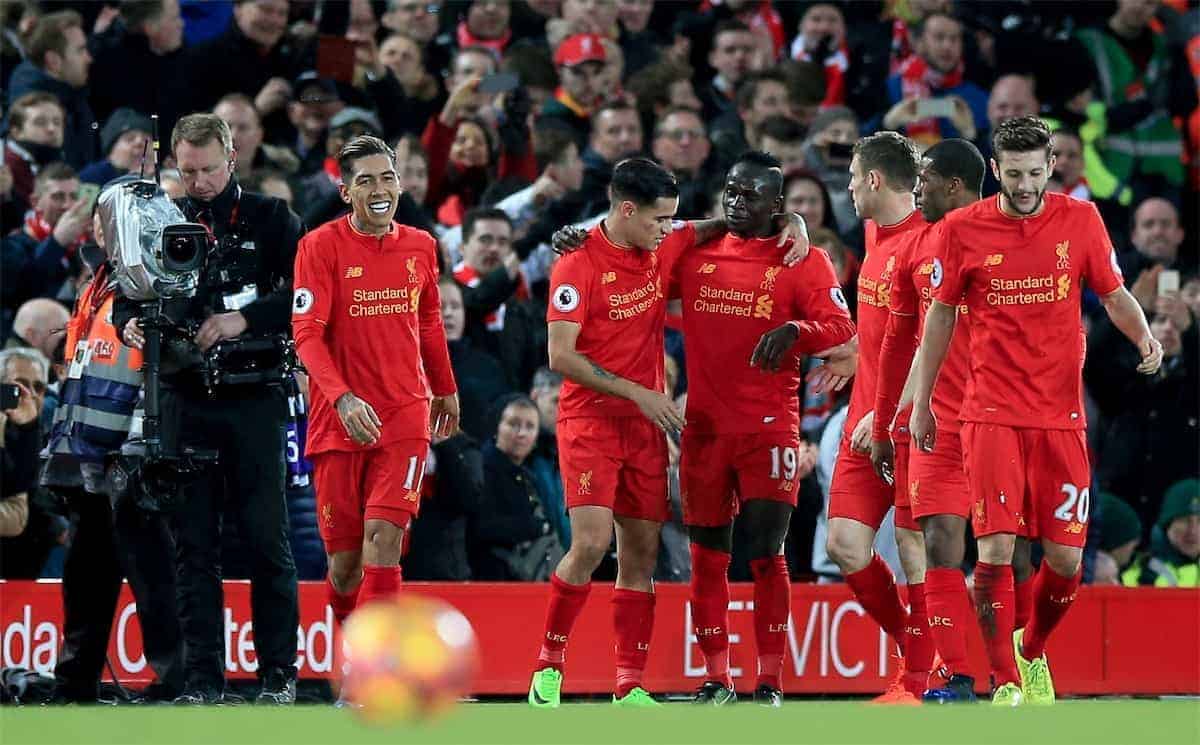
[
  {"left": 462, "top": 207, "right": 512, "bottom": 243},
  {"left": 533, "top": 125, "right": 576, "bottom": 171},
  {"left": 491, "top": 392, "right": 540, "bottom": 435},
  {"left": 1051, "top": 126, "right": 1083, "bottom": 146},
  {"left": 27, "top": 10, "right": 83, "bottom": 69},
  {"left": 713, "top": 19, "right": 752, "bottom": 41},
  {"left": 592, "top": 100, "right": 639, "bottom": 131},
  {"left": 338, "top": 134, "right": 396, "bottom": 181},
  {"left": 991, "top": 115, "right": 1053, "bottom": 161},
  {"left": 852, "top": 131, "right": 920, "bottom": 192},
  {"left": 730, "top": 150, "right": 784, "bottom": 195},
  {"left": 923, "top": 138, "right": 986, "bottom": 194},
  {"left": 735, "top": 70, "right": 788, "bottom": 112},
  {"left": 627, "top": 59, "right": 696, "bottom": 122},
  {"left": 911, "top": 11, "right": 959, "bottom": 41},
  {"left": 393, "top": 134, "right": 428, "bottom": 163},
  {"left": 758, "top": 115, "right": 805, "bottom": 145},
  {"left": 653, "top": 106, "right": 704, "bottom": 136},
  {"left": 120, "top": 0, "right": 167, "bottom": 29},
  {"left": 777, "top": 59, "right": 827, "bottom": 107},
  {"left": 35, "top": 162, "right": 77, "bottom": 190},
  {"left": 610, "top": 157, "right": 678, "bottom": 207}
]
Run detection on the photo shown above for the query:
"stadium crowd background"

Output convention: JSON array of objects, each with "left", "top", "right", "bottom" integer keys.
[{"left": 0, "top": 0, "right": 1197, "bottom": 589}]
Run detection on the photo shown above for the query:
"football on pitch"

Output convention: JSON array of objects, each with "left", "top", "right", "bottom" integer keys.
[{"left": 338, "top": 595, "right": 479, "bottom": 723}]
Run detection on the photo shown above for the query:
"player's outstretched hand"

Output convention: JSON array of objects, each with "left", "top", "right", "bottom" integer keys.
[
  {"left": 869, "top": 438, "right": 895, "bottom": 485},
  {"left": 909, "top": 401, "right": 936, "bottom": 453},
  {"left": 336, "top": 391, "right": 382, "bottom": 446},
  {"left": 1136, "top": 335, "right": 1164, "bottom": 375},
  {"left": 750, "top": 323, "right": 800, "bottom": 372},
  {"left": 551, "top": 226, "right": 588, "bottom": 255},
  {"left": 634, "top": 388, "right": 685, "bottom": 434},
  {"left": 806, "top": 337, "right": 858, "bottom": 392},
  {"left": 430, "top": 393, "right": 461, "bottom": 438},
  {"left": 850, "top": 410, "right": 874, "bottom": 454},
  {"left": 777, "top": 212, "right": 810, "bottom": 266}
]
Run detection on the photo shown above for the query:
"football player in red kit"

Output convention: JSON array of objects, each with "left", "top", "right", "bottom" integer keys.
[
  {"left": 909, "top": 117, "right": 1162, "bottom": 705},
  {"left": 292, "top": 136, "right": 459, "bottom": 628},
  {"left": 824, "top": 132, "right": 933, "bottom": 704},
  {"left": 868, "top": 139, "right": 986, "bottom": 703},
  {"left": 675, "top": 152, "right": 855, "bottom": 708}
]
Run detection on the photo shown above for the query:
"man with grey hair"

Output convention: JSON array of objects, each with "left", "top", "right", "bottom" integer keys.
[
  {"left": 9, "top": 298, "right": 69, "bottom": 360},
  {"left": 0, "top": 347, "right": 53, "bottom": 579}
]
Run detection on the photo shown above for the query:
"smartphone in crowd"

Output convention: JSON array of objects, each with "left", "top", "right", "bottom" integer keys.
[
  {"left": 0, "top": 383, "right": 20, "bottom": 411},
  {"left": 77, "top": 182, "right": 101, "bottom": 213},
  {"left": 916, "top": 97, "right": 955, "bottom": 119},
  {"left": 477, "top": 72, "right": 520, "bottom": 95},
  {"left": 1158, "top": 269, "right": 1181, "bottom": 297}
]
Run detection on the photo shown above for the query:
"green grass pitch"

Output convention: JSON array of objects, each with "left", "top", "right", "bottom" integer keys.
[{"left": 2, "top": 700, "right": 1198, "bottom": 745}]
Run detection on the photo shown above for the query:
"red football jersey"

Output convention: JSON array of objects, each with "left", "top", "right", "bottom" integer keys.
[
  {"left": 292, "top": 217, "right": 456, "bottom": 456},
  {"left": 880, "top": 220, "right": 972, "bottom": 435},
  {"left": 671, "top": 235, "right": 855, "bottom": 434},
  {"left": 846, "top": 210, "right": 928, "bottom": 435},
  {"left": 933, "top": 193, "right": 1123, "bottom": 430},
  {"left": 547, "top": 222, "right": 696, "bottom": 421}
]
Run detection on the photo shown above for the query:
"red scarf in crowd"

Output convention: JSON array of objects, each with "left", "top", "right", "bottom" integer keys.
[
  {"left": 456, "top": 20, "right": 510, "bottom": 56},
  {"left": 452, "top": 260, "right": 529, "bottom": 331},
  {"left": 890, "top": 18, "right": 913, "bottom": 74},
  {"left": 322, "top": 156, "right": 340, "bottom": 185},
  {"left": 700, "top": 0, "right": 784, "bottom": 57},
  {"left": 25, "top": 210, "right": 82, "bottom": 257},
  {"left": 791, "top": 38, "right": 849, "bottom": 106},
  {"left": 898, "top": 54, "right": 964, "bottom": 143}
]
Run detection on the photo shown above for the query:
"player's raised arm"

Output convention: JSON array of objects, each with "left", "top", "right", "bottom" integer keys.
[
  {"left": 548, "top": 320, "right": 684, "bottom": 433},
  {"left": 908, "top": 300, "right": 956, "bottom": 453}
]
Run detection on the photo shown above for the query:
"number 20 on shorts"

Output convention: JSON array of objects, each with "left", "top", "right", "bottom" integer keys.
[{"left": 1055, "top": 483, "right": 1091, "bottom": 523}]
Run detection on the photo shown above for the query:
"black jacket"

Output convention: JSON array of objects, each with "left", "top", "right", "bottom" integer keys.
[
  {"left": 468, "top": 441, "right": 552, "bottom": 581},
  {"left": 88, "top": 27, "right": 189, "bottom": 138},
  {"left": 5, "top": 62, "right": 97, "bottom": 169},
  {"left": 1085, "top": 314, "right": 1200, "bottom": 539},
  {"left": 404, "top": 435, "right": 483, "bottom": 581},
  {"left": 448, "top": 338, "right": 514, "bottom": 441},
  {"left": 114, "top": 179, "right": 303, "bottom": 394}
]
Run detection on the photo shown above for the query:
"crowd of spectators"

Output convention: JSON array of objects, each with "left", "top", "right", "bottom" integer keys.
[{"left": 1, "top": 0, "right": 1196, "bottom": 587}]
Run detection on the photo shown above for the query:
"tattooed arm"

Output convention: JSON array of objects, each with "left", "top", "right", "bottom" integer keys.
[{"left": 548, "top": 320, "right": 684, "bottom": 432}]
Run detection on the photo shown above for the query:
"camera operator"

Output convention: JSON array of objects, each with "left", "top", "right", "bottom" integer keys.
[
  {"left": 40, "top": 205, "right": 183, "bottom": 704},
  {"left": 114, "top": 114, "right": 302, "bottom": 705}
]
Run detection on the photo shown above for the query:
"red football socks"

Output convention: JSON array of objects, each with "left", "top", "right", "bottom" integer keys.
[
  {"left": 923, "top": 568, "right": 972, "bottom": 678},
  {"left": 612, "top": 588, "right": 655, "bottom": 698},
  {"left": 357, "top": 565, "right": 401, "bottom": 606},
  {"left": 1021, "top": 565, "right": 1081, "bottom": 661},
  {"left": 973, "top": 562, "right": 1019, "bottom": 686},
  {"left": 903, "top": 582, "right": 935, "bottom": 684},
  {"left": 1014, "top": 572, "right": 1034, "bottom": 630},
  {"left": 326, "top": 575, "right": 360, "bottom": 626},
  {"left": 689, "top": 544, "right": 732, "bottom": 687},
  {"left": 536, "top": 574, "right": 591, "bottom": 673},
  {"left": 845, "top": 554, "right": 909, "bottom": 655},
  {"left": 750, "top": 555, "right": 790, "bottom": 690}
]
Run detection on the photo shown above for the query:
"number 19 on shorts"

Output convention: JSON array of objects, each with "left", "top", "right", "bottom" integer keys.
[{"left": 769, "top": 446, "right": 798, "bottom": 481}]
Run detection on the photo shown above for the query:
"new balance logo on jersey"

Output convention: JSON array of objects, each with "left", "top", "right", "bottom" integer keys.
[
  {"left": 1065, "top": 521, "right": 1084, "bottom": 534},
  {"left": 345, "top": 266, "right": 363, "bottom": 278},
  {"left": 601, "top": 271, "right": 617, "bottom": 284},
  {"left": 698, "top": 263, "right": 717, "bottom": 274},
  {"left": 404, "top": 490, "right": 420, "bottom": 502}
]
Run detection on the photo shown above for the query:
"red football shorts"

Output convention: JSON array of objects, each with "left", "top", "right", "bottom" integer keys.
[
  {"left": 828, "top": 436, "right": 906, "bottom": 531},
  {"left": 891, "top": 438, "right": 917, "bottom": 531},
  {"left": 908, "top": 428, "right": 972, "bottom": 522},
  {"left": 679, "top": 431, "right": 801, "bottom": 527},
  {"left": 961, "top": 423, "right": 1092, "bottom": 548},
  {"left": 559, "top": 416, "right": 669, "bottom": 522},
  {"left": 311, "top": 439, "right": 429, "bottom": 553}
]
